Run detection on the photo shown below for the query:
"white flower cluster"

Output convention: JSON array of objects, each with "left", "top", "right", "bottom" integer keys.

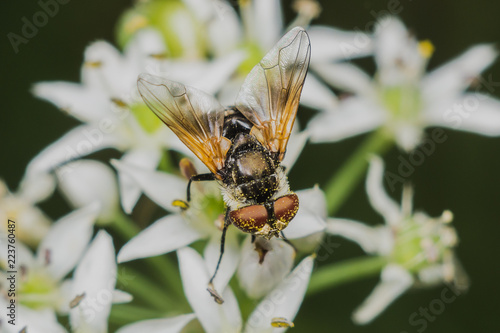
[{"left": 2, "top": 0, "right": 499, "bottom": 332}]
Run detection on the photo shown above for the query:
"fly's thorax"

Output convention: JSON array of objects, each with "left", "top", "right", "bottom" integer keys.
[{"left": 222, "top": 108, "right": 253, "bottom": 141}]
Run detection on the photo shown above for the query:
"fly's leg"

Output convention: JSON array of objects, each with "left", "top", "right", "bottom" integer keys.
[
  {"left": 172, "top": 173, "right": 216, "bottom": 210},
  {"left": 207, "top": 210, "right": 231, "bottom": 304},
  {"left": 280, "top": 231, "right": 298, "bottom": 253}
]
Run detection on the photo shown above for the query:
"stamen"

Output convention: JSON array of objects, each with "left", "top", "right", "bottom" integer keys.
[
  {"left": 271, "top": 317, "right": 295, "bottom": 328},
  {"left": 44, "top": 249, "right": 51, "bottom": 266},
  {"left": 84, "top": 61, "right": 102, "bottom": 68},
  {"left": 111, "top": 98, "right": 128, "bottom": 108},
  {"left": 149, "top": 53, "right": 168, "bottom": 60},
  {"left": 69, "top": 292, "right": 86, "bottom": 308},
  {"left": 207, "top": 283, "right": 224, "bottom": 304},
  {"left": 418, "top": 40, "right": 435, "bottom": 59},
  {"left": 440, "top": 210, "right": 454, "bottom": 224},
  {"left": 291, "top": 0, "right": 322, "bottom": 28},
  {"left": 172, "top": 200, "right": 189, "bottom": 210}
]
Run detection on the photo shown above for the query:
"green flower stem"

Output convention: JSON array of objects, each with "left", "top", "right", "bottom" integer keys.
[
  {"left": 324, "top": 130, "right": 393, "bottom": 216},
  {"left": 307, "top": 256, "right": 388, "bottom": 295},
  {"left": 117, "top": 267, "right": 178, "bottom": 312},
  {"left": 111, "top": 212, "right": 185, "bottom": 301},
  {"left": 109, "top": 304, "right": 166, "bottom": 325}
]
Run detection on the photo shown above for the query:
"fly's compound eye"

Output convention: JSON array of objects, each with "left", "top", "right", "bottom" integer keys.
[
  {"left": 274, "top": 193, "right": 299, "bottom": 224},
  {"left": 229, "top": 204, "right": 268, "bottom": 233}
]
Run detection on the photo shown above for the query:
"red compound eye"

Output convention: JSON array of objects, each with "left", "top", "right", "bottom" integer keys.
[
  {"left": 274, "top": 193, "right": 299, "bottom": 223},
  {"left": 229, "top": 204, "right": 268, "bottom": 233}
]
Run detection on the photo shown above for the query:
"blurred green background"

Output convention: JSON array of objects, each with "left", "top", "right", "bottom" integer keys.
[{"left": 2, "top": 0, "right": 499, "bottom": 332}]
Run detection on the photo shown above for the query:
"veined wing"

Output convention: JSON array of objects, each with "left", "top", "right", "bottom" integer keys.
[
  {"left": 137, "top": 73, "right": 231, "bottom": 176},
  {"left": 235, "top": 27, "right": 311, "bottom": 161}
]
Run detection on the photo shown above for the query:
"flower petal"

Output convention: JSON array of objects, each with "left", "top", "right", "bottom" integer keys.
[
  {"left": 0, "top": 194, "right": 52, "bottom": 246},
  {"left": 237, "top": 237, "right": 295, "bottom": 299},
  {"left": 393, "top": 123, "right": 423, "bottom": 152},
  {"left": 204, "top": 231, "right": 240, "bottom": 292},
  {"left": 124, "top": 29, "right": 167, "bottom": 72},
  {"left": 115, "top": 313, "right": 196, "bottom": 333},
  {"left": 254, "top": 0, "right": 283, "bottom": 51},
  {"left": 18, "top": 172, "right": 56, "bottom": 204},
  {"left": 207, "top": 2, "right": 243, "bottom": 57},
  {"left": 112, "top": 289, "right": 133, "bottom": 304},
  {"left": 326, "top": 218, "right": 393, "bottom": 255},
  {"left": 117, "top": 149, "right": 162, "bottom": 214},
  {"left": 308, "top": 25, "right": 373, "bottom": 62},
  {"left": 36, "top": 204, "right": 98, "bottom": 281},
  {"left": 111, "top": 159, "right": 186, "bottom": 212},
  {"left": 374, "top": 16, "right": 423, "bottom": 86},
  {"left": 300, "top": 73, "right": 338, "bottom": 111},
  {"left": 33, "top": 81, "right": 110, "bottom": 123},
  {"left": 245, "top": 255, "right": 314, "bottom": 332},
  {"left": 353, "top": 264, "right": 413, "bottom": 324},
  {"left": 183, "top": 0, "right": 242, "bottom": 56},
  {"left": 366, "top": 156, "right": 401, "bottom": 226},
  {"left": 57, "top": 160, "right": 119, "bottom": 222},
  {"left": 82, "top": 41, "right": 129, "bottom": 95},
  {"left": 283, "top": 186, "right": 326, "bottom": 239},
  {"left": 280, "top": 129, "right": 309, "bottom": 172},
  {"left": 418, "top": 264, "right": 445, "bottom": 285},
  {"left": 308, "top": 97, "right": 385, "bottom": 143},
  {"left": 312, "top": 62, "right": 374, "bottom": 97},
  {"left": 70, "top": 230, "right": 117, "bottom": 333},
  {"left": 26, "top": 124, "right": 122, "bottom": 176},
  {"left": 191, "top": 50, "right": 246, "bottom": 95},
  {"left": 422, "top": 44, "right": 497, "bottom": 103},
  {"left": 117, "top": 214, "right": 203, "bottom": 263},
  {"left": 425, "top": 93, "right": 500, "bottom": 136},
  {"left": 178, "top": 247, "right": 242, "bottom": 333}
]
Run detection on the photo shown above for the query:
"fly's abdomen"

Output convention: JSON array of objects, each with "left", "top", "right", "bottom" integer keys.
[{"left": 224, "top": 134, "right": 280, "bottom": 204}]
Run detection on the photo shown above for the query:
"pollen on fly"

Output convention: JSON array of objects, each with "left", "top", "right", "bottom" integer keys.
[{"left": 137, "top": 27, "right": 311, "bottom": 303}]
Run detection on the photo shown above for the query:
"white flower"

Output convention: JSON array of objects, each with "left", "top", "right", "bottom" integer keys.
[
  {"left": 0, "top": 204, "right": 97, "bottom": 315},
  {"left": 28, "top": 29, "right": 244, "bottom": 213},
  {"left": 0, "top": 172, "right": 55, "bottom": 246},
  {"left": 56, "top": 159, "right": 120, "bottom": 224},
  {"left": 69, "top": 230, "right": 131, "bottom": 333},
  {"left": 308, "top": 16, "right": 500, "bottom": 151},
  {"left": 117, "top": 248, "right": 314, "bottom": 333},
  {"left": 115, "top": 313, "right": 196, "bottom": 333},
  {"left": 185, "top": 0, "right": 339, "bottom": 111},
  {"left": 326, "top": 156, "right": 465, "bottom": 324},
  {"left": 237, "top": 237, "right": 295, "bottom": 299},
  {"left": 112, "top": 133, "right": 326, "bottom": 297},
  {"left": 282, "top": 185, "right": 328, "bottom": 253}
]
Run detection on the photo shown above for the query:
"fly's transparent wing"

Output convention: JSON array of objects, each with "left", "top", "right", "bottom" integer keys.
[
  {"left": 235, "top": 27, "right": 311, "bottom": 161},
  {"left": 137, "top": 73, "right": 230, "bottom": 175}
]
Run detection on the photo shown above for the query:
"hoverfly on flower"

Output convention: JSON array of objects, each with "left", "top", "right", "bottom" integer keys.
[{"left": 137, "top": 27, "right": 310, "bottom": 303}]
